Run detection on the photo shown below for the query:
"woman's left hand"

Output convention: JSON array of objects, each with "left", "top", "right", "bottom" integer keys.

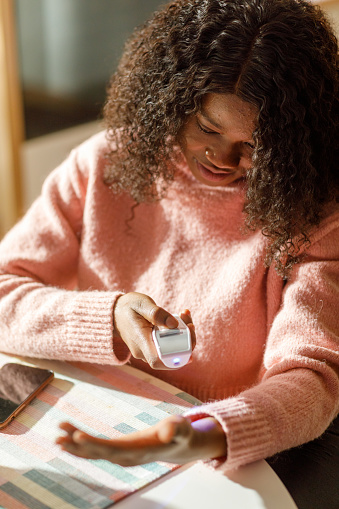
[{"left": 56, "top": 415, "right": 227, "bottom": 466}]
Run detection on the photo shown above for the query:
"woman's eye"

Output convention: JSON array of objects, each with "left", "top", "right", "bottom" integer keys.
[
  {"left": 196, "top": 120, "right": 215, "bottom": 134},
  {"left": 244, "top": 142, "right": 255, "bottom": 149}
]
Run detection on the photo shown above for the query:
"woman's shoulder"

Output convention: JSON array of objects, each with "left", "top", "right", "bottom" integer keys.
[
  {"left": 314, "top": 203, "right": 339, "bottom": 237},
  {"left": 39, "top": 130, "right": 116, "bottom": 205},
  {"left": 72, "top": 130, "right": 113, "bottom": 163},
  {"left": 63, "top": 129, "right": 122, "bottom": 185},
  {"left": 305, "top": 202, "right": 339, "bottom": 257}
]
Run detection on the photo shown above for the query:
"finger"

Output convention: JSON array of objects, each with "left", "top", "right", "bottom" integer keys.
[
  {"left": 179, "top": 310, "right": 196, "bottom": 352},
  {"left": 187, "top": 323, "right": 196, "bottom": 352},
  {"left": 156, "top": 415, "right": 190, "bottom": 444},
  {"left": 57, "top": 416, "right": 198, "bottom": 466},
  {"left": 58, "top": 427, "right": 164, "bottom": 464},
  {"left": 58, "top": 422, "right": 79, "bottom": 436},
  {"left": 130, "top": 333, "right": 166, "bottom": 369},
  {"left": 59, "top": 434, "right": 166, "bottom": 466},
  {"left": 57, "top": 423, "right": 90, "bottom": 449},
  {"left": 56, "top": 435, "right": 74, "bottom": 446},
  {"left": 124, "top": 340, "right": 147, "bottom": 362},
  {"left": 57, "top": 428, "right": 114, "bottom": 460},
  {"left": 132, "top": 294, "right": 178, "bottom": 329},
  {"left": 67, "top": 417, "right": 182, "bottom": 450},
  {"left": 114, "top": 292, "right": 180, "bottom": 368},
  {"left": 179, "top": 309, "right": 192, "bottom": 325},
  {"left": 130, "top": 295, "right": 180, "bottom": 368},
  {"left": 58, "top": 440, "right": 98, "bottom": 459}
]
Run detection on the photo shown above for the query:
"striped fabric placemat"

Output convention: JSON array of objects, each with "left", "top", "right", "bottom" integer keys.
[{"left": 0, "top": 353, "right": 201, "bottom": 509}]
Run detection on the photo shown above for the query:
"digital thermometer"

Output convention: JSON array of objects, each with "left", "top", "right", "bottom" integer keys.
[{"left": 152, "top": 315, "right": 192, "bottom": 368}]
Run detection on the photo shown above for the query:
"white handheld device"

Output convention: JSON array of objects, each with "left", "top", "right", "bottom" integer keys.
[{"left": 152, "top": 315, "right": 192, "bottom": 368}]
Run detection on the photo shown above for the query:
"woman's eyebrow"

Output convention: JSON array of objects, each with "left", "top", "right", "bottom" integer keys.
[
  {"left": 199, "top": 105, "right": 255, "bottom": 141},
  {"left": 199, "top": 107, "right": 223, "bottom": 130}
]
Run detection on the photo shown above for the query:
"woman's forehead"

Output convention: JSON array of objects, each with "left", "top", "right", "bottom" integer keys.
[{"left": 200, "top": 93, "right": 258, "bottom": 134}]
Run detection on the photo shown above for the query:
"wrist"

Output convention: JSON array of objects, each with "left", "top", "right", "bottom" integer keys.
[{"left": 191, "top": 417, "right": 227, "bottom": 459}]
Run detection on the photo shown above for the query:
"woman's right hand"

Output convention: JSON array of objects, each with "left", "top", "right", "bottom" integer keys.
[{"left": 113, "top": 292, "right": 196, "bottom": 369}]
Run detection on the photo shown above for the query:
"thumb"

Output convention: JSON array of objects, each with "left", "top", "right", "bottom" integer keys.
[
  {"left": 132, "top": 293, "right": 178, "bottom": 329},
  {"left": 156, "top": 416, "right": 190, "bottom": 444}
]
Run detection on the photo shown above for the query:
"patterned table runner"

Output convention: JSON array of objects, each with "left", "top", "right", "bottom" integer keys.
[{"left": 0, "top": 353, "right": 201, "bottom": 509}]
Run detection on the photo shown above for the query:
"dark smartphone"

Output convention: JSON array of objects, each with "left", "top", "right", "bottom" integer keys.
[{"left": 0, "top": 363, "right": 54, "bottom": 429}]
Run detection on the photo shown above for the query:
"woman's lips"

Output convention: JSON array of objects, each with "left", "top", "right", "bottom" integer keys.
[{"left": 195, "top": 159, "right": 235, "bottom": 182}]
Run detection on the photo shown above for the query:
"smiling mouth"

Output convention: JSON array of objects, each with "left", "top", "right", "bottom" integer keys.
[{"left": 195, "top": 159, "right": 235, "bottom": 182}]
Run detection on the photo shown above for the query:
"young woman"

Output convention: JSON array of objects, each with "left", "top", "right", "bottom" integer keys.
[{"left": 0, "top": 1, "right": 338, "bottom": 507}]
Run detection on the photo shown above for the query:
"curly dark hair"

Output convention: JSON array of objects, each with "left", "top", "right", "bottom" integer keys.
[{"left": 104, "top": 0, "right": 339, "bottom": 277}]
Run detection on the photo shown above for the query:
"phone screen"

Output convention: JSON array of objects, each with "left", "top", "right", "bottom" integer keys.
[{"left": 0, "top": 363, "right": 54, "bottom": 428}]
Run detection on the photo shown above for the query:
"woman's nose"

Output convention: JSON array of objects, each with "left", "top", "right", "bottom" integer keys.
[{"left": 205, "top": 147, "right": 240, "bottom": 169}]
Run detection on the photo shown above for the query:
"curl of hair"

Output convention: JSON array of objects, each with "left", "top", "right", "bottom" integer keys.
[{"left": 104, "top": 0, "right": 338, "bottom": 277}]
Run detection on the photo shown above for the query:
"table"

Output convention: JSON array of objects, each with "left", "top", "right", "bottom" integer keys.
[
  {"left": 0, "top": 353, "right": 297, "bottom": 509},
  {"left": 117, "top": 460, "right": 298, "bottom": 509}
]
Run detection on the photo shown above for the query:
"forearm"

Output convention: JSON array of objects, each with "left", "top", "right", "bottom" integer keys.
[
  {"left": 0, "top": 275, "right": 128, "bottom": 364},
  {"left": 186, "top": 365, "right": 339, "bottom": 471}
]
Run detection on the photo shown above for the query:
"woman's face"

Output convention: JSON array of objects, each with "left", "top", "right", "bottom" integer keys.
[{"left": 180, "top": 93, "right": 258, "bottom": 187}]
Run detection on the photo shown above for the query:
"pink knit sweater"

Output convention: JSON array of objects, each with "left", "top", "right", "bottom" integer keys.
[{"left": 0, "top": 131, "right": 338, "bottom": 471}]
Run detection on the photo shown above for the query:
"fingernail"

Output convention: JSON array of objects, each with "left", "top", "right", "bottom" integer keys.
[{"left": 166, "top": 315, "right": 178, "bottom": 328}]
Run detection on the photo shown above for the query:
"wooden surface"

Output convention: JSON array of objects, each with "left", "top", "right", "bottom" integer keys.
[{"left": 0, "top": 0, "right": 24, "bottom": 237}]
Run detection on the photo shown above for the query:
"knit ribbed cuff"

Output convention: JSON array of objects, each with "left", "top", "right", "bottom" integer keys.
[
  {"left": 63, "top": 290, "right": 130, "bottom": 365},
  {"left": 184, "top": 396, "right": 273, "bottom": 471}
]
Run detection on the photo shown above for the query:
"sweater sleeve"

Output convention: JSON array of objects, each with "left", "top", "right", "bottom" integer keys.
[
  {"left": 186, "top": 213, "right": 339, "bottom": 471},
  {"left": 0, "top": 134, "right": 130, "bottom": 365}
]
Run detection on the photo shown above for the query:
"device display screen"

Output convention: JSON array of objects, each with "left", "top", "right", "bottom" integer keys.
[
  {"left": 157, "top": 331, "right": 190, "bottom": 355},
  {"left": 0, "top": 363, "right": 54, "bottom": 428}
]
